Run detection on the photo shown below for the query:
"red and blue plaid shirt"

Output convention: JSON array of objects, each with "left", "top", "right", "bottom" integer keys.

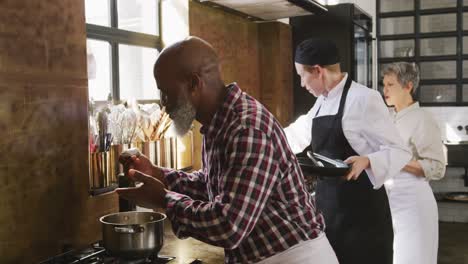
[{"left": 164, "top": 84, "right": 324, "bottom": 263}]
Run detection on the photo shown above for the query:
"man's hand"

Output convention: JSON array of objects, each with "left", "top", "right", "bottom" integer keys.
[
  {"left": 119, "top": 153, "right": 167, "bottom": 187},
  {"left": 116, "top": 169, "right": 168, "bottom": 209},
  {"left": 343, "top": 156, "right": 370, "bottom": 181}
]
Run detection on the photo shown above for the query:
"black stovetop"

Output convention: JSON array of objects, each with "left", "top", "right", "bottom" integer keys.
[{"left": 39, "top": 242, "right": 175, "bottom": 264}]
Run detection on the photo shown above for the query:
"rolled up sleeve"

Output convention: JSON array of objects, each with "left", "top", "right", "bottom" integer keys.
[
  {"left": 343, "top": 91, "right": 412, "bottom": 189},
  {"left": 411, "top": 115, "right": 447, "bottom": 180}
]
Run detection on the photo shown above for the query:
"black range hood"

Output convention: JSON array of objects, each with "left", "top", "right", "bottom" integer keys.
[{"left": 196, "top": 0, "right": 328, "bottom": 21}]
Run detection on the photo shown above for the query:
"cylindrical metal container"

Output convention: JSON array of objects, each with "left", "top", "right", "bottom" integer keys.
[{"left": 100, "top": 211, "right": 166, "bottom": 259}]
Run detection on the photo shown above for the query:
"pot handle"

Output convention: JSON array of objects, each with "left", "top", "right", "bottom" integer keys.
[{"left": 114, "top": 225, "right": 145, "bottom": 233}]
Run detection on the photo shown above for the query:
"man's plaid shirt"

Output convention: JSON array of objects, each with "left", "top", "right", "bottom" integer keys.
[{"left": 164, "top": 83, "right": 325, "bottom": 263}]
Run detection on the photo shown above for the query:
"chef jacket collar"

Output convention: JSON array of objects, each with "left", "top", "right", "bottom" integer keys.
[
  {"left": 394, "top": 101, "right": 420, "bottom": 120},
  {"left": 323, "top": 73, "right": 348, "bottom": 100}
]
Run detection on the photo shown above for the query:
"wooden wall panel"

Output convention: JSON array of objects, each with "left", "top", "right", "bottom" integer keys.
[
  {"left": 258, "top": 22, "right": 294, "bottom": 126},
  {"left": 188, "top": 1, "right": 293, "bottom": 170},
  {"left": 0, "top": 0, "right": 118, "bottom": 262}
]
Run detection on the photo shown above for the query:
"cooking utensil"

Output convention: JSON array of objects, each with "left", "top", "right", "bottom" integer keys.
[
  {"left": 312, "top": 152, "right": 349, "bottom": 168},
  {"left": 298, "top": 158, "right": 350, "bottom": 177},
  {"left": 100, "top": 211, "right": 166, "bottom": 259},
  {"left": 119, "top": 148, "right": 142, "bottom": 177},
  {"left": 97, "top": 110, "right": 108, "bottom": 152},
  {"left": 297, "top": 152, "right": 351, "bottom": 177},
  {"left": 307, "top": 151, "right": 324, "bottom": 167}
]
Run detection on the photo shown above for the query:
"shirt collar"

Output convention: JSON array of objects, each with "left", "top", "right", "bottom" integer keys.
[
  {"left": 200, "top": 83, "right": 241, "bottom": 136},
  {"left": 323, "top": 73, "right": 348, "bottom": 100},
  {"left": 394, "top": 101, "right": 420, "bottom": 120}
]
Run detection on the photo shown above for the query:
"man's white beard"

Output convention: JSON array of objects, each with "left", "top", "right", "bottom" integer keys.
[{"left": 170, "top": 96, "right": 196, "bottom": 136}]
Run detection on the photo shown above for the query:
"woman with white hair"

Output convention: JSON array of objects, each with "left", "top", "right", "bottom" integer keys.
[{"left": 382, "top": 62, "right": 446, "bottom": 264}]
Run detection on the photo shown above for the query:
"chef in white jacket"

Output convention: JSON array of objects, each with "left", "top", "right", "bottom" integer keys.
[
  {"left": 285, "top": 38, "right": 412, "bottom": 264},
  {"left": 382, "top": 62, "right": 445, "bottom": 264}
]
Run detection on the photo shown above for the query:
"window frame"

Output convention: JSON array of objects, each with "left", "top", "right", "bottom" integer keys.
[
  {"left": 86, "top": 0, "right": 163, "bottom": 101},
  {"left": 377, "top": 0, "right": 468, "bottom": 106}
]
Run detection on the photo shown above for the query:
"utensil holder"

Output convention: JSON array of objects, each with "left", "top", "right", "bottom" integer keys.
[
  {"left": 90, "top": 151, "right": 111, "bottom": 189},
  {"left": 146, "top": 138, "right": 177, "bottom": 168}
]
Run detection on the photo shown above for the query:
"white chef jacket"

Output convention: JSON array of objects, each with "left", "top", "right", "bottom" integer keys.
[
  {"left": 389, "top": 102, "right": 446, "bottom": 180},
  {"left": 285, "top": 73, "right": 412, "bottom": 189},
  {"left": 385, "top": 102, "right": 441, "bottom": 264}
]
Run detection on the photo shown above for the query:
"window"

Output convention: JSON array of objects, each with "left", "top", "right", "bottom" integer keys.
[
  {"left": 377, "top": 0, "right": 468, "bottom": 106},
  {"left": 87, "top": 39, "right": 111, "bottom": 101},
  {"left": 85, "top": 0, "right": 161, "bottom": 101},
  {"left": 85, "top": 0, "right": 162, "bottom": 195}
]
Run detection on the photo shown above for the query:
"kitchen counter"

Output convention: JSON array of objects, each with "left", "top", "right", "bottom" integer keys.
[
  {"left": 159, "top": 221, "right": 224, "bottom": 264},
  {"left": 158, "top": 219, "right": 468, "bottom": 264}
]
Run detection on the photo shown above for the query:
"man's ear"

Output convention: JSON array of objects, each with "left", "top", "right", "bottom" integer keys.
[{"left": 189, "top": 73, "right": 201, "bottom": 93}]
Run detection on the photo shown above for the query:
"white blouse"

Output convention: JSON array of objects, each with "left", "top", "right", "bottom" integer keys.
[
  {"left": 285, "top": 74, "right": 412, "bottom": 189},
  {"left": 389, "top": 102, "right": 446, "bottom": 181}
]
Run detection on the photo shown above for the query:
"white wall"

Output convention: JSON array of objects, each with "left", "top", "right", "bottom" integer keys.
[{"left": 161, "top": 0, "right": 189, "bottom": 46}]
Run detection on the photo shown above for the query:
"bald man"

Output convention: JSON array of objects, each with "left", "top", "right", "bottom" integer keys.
[{"left": 117, "top": 37, "right": 338, "bottom": 264}]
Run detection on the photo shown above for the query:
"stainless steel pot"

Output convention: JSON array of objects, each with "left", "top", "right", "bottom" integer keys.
[{"left": 99, "top": 211, "right": 166, "bottom": 259}]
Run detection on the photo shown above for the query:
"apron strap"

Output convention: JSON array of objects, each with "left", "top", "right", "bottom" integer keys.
[{"left": 336, "top": 75, "right": 353, "bottom": 117}]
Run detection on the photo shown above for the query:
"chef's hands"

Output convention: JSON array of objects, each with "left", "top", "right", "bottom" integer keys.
[
  {"left": 116, "top": 169, "right": 168, "bottom": 209},
  {"left": 119, "top": 153, "right": 167, "bottom": 187},
  {"left": 343, "top": 156, "right": 370, "bottom": 181}
]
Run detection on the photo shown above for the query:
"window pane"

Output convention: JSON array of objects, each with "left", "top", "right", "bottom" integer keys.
[
  {"left": 380, "top": 17, "right": 414, "bottom": 35},
  {"left": 379, "top": 39, "right": 414, "bottom": 58},
  {"left": 85, "top": 0, "right": 110, "bottom": 26},
  {"left": 420, "top": 14, "right": 456, "bottom": 33},
  {"left": 87, "top": 39, "right": 111, "bottom": 101},
  {"left": 420, "top": 84, "right": 457, "bottom": 103},
  {"left": 464, "top": 37, "right": 468, "bottom": 54},
  {"left": 420, "top": 37, "right": 457, "bottom": 56},
  {"left": 463, "top": 85, "right": 468, "bottom": 102},
  {"left": 380, "top": 0, "right": 413, "bottom": 12},
  {"left": 463, "top": 13, "right": 468, "bottom": 30},
  {"left": 420, "top": 61, "right": 457, "bottom": 79},
  {"left": 117, "top": 0, "right": 159, "bottom": 35},
  {"left": 119, "top": 44, "right": 160, "bottom": 100},
  {"left": 463, "top": 60, "right": 468, "bottom": 78},
  {"left": 421, "top": 0, "right": 457, "bottom": 9}
]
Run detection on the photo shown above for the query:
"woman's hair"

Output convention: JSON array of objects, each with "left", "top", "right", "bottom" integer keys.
[{"left": 382, "top": 62, "right": 420, "bottom": 95}]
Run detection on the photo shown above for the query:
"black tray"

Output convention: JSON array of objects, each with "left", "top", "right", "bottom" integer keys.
[{"left": 297, "top": 157, "right": 351, "bottom": 177}]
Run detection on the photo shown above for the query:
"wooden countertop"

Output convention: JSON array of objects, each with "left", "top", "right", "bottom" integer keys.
[{"left": 159, "top": 221, "right": 225, "bottom": 264}]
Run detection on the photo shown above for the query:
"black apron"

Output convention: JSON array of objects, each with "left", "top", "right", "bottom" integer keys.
[{"left": 311, "top": 76, "right": 393, "bottom": 264}]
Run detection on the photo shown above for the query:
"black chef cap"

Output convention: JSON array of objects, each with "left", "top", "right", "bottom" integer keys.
[{"left": 295, "top": 38, "right": 340, "bottom": 66}]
